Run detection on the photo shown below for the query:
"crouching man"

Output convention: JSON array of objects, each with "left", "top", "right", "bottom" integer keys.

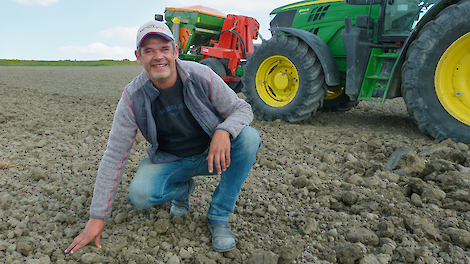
[{"left": 65, "top": 20, "right": 261, "bottom": 254}]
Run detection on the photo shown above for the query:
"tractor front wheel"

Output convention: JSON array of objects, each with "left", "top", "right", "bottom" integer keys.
[
  {"left": 401, "top": 0, "right": 470, "bottom": 143},
  {"left": 242, "top": 34, "right": 326, "bottom": 123}
]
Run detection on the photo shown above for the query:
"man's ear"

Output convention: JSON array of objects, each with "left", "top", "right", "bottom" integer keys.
[
  {"left": 135, "top": 50, "right": 142, "bottom": 65},
  {"left": 175, "top": 45, "right": 179, "bottom": 58}
]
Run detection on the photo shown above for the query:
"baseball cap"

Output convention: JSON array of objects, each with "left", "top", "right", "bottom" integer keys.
[{"left": 136, "top": 21, "right": 174, "bottom": 48}]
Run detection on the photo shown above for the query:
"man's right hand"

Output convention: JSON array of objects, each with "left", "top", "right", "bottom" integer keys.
[{"left": 65, "top": 217, "right": 104, "bottom": 254}]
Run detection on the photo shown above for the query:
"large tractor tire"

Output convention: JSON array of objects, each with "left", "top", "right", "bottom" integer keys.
[
  {"left": 242, "top": 34, "right": 327, "bottom": 123},
  {"left": 322, "top": 87, "right": 358, "bottom": 112},
  {"left": 227, "top": 81, "right": 243, "bottom": 93},
  {"left": 201, "top": 58, "right": 243, "bottom": 93},
  {"left": 200, "top": 58, "right": 226, "bottom": 78},
  {"left": 401, "top": 0, "right": 470, "bottom": 144}
]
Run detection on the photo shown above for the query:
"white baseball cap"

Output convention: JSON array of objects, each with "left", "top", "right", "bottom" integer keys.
[{"left": 136, "top": 21, "right": 174, "bottom": 48}]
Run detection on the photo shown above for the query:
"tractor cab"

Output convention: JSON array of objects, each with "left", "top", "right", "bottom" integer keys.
[
  {"left": 382, "top": 0, "right": 421, "bottom": 38},
  {"left": 381, "top": 0, "right": 436, "bottom": 42},
  {"left": 347, "top": 0, "right": 435, "bottom": 42}
]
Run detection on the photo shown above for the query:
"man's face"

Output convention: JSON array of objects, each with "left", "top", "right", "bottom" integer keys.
[{"left": 135, "top": 35, "right": 179, "bottom": 89}]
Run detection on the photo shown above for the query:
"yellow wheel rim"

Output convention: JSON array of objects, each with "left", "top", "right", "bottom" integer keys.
[
  {"left": 326, "top": 87, "right": 344, "bottom": 100},
  {"left": 435, "top": 32, "right": 470, "bottom": 126},
  {"left": 256, "top": 55, "right": 299, "bottom": 107}
]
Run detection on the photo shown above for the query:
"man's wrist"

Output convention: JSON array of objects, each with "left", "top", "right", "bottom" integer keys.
[{"left": 216, "top": 129, "right": 232, "bottom": 139}]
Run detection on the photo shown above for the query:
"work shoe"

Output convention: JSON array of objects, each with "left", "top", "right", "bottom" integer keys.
[
  {"left": 170, "top": 179, "right": 195, "bottom": 218},
  {"left": 207, "top": 221, "right": 236, "bottom": 252}
]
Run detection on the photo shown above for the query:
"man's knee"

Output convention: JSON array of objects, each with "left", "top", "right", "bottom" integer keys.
[
  {"left": 237, "top": 126, "right": 261, "bottom": 151},
  {"left": 128, "top": 184, "right": 152, "bottom": 209}
]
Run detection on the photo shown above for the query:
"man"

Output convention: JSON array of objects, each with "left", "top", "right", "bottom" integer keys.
[{"left": 65, "top": 20, "right": 261, "bottom": 254}]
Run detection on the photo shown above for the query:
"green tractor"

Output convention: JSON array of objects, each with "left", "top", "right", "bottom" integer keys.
[{"left": 242, "top": 0, "right": 470, "bottom": 143}]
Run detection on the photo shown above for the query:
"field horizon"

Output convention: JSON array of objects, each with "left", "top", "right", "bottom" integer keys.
[{"left": 0, "top": 59, "right": 139, "bottom": 66}]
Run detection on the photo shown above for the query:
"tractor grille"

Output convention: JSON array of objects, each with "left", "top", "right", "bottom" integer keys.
[{"left": 309, "top": 28, "right": 320, "bottom": 35}]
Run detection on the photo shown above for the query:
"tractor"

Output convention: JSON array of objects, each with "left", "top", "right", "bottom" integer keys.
[
  {"left": 241, "top": 0, "right": 470, "bottom": 144},
  {"left": 158, "top": 5, "right": 260, "bottom": 92}
]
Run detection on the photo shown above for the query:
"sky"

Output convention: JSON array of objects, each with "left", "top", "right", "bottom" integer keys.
[{"left": 1, "top": 0, "right": 296, "bottom": 61}]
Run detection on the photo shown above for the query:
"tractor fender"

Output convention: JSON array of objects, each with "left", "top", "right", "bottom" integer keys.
[{"left": 271, "top": 27, "right": 341, "bottom": 87}]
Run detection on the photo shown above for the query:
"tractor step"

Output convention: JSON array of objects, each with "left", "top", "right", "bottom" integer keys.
[{"left": 358, "top": 48, "right": 399, "bottom": 103}]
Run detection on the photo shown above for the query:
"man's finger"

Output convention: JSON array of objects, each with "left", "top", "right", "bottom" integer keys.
[
  {"left": 220, "top": 153, "right": 226, "bottom": 172},
  {"left": 64, "top": 243, "right": 75, "bottom": 253},
  {"left": 65, "top": 235, "right": 82, "bottom": 253},
  {"left": 214, "top": 154, "right": 222, "bottom": 174},
  {"left": 94, "top": 233, "right": 102, "bottom": 248},
  {"left": 207, "top": 155, "right": 214, "bottom": 173},
  {"left": 225, "top": 151, "right": 231, "bottom": 168},
  {"left": 66, "top": 238, "right": 86, "bottom": 254}
]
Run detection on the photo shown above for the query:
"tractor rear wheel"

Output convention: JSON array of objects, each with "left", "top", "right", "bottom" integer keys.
[
  {"left": 401, "top": 0, "right": 470, "bottom": 143},
  {"left": 242, "top": 34, "right": 326, "bottom": 123}
]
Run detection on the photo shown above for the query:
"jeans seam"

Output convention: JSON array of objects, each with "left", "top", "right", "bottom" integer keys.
[{"left": 159, "top": 162, "right": 191, "bottom": 199}]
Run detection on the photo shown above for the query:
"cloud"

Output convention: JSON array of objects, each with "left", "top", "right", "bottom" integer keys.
[
  {"left": 14, "top": 0, "right": 59, "bottom": 6},
  {"left": 99, "top": 26, "right": 138, "bottom": 42},
  {"left": 57, "top": 43, "right": 135, "bottom": 60}
]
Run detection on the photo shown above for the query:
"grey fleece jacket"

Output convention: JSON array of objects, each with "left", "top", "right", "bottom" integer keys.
[{"left": 89, "top": 59, "right": 253, "bottom": 219}]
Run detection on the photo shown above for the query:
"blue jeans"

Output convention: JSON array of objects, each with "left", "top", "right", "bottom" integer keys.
[{"left": 128, "top": 126, "right": 261, "bottom": 221}]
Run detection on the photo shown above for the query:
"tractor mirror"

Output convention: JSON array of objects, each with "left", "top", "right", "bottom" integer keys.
[{"left": 345, "top": 0, "right": 383, "bottom": 5}]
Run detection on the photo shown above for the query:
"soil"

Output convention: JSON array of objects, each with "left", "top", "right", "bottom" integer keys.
[{"left": 0, "top": 66, "right": 469, "bottom": 264}]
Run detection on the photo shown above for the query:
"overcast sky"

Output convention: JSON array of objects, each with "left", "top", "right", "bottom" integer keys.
[{"left": 1, "top": 0, "right": 295, "bottom": 61}]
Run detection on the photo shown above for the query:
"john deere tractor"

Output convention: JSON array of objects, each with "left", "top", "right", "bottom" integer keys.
[{"left": 242, "top": 0, "right": 470, "bottom": 143}]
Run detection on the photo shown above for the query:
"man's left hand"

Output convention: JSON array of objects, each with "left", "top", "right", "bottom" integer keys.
[{"left": 207, "top": 129, "right": 231, "bottom": 174}]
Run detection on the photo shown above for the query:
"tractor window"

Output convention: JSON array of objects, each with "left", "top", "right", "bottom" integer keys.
[{"left": 383, "top": 0, "right": 421, "bottom": 36}]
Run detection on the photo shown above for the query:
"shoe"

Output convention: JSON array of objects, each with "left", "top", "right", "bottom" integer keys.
[
  {"left": 170, "top": 179, "right": 195, "bottom": 218},
  {"left": 207, "top": 221, "right": 236, "bottom": 252}
]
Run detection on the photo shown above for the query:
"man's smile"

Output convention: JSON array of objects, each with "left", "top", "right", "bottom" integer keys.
[{"left": 153, "top": 63, "right": 167, "bottom": 68}]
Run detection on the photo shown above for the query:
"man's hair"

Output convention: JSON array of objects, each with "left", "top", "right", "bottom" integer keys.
[{"left": 137, "top": 35, "right": 176, "bottom": 57}]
